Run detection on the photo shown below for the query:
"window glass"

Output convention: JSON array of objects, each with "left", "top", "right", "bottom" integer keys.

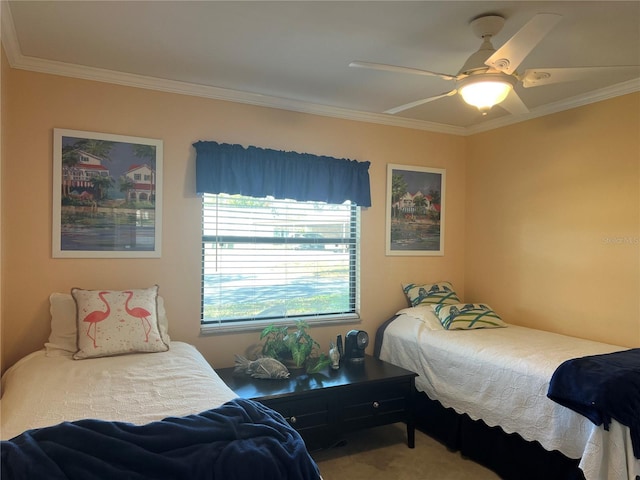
[{"left": 201, "top": 193, "right": 360, "bottom": 331}]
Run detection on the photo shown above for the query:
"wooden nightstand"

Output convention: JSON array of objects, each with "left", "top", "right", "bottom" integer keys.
[{"left": 216, "top": 355, "right": 417, "bottom": 451}]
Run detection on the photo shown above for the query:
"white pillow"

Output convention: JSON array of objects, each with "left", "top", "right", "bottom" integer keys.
[
  {"left": 396, "top": 305, "right": 444, "bottom": 330},
  {"left": 46, "top": 291, "right": 171, "bottom": 357},
  {"left": 46, "top": 292, "right": 80, "bottom": 356}
]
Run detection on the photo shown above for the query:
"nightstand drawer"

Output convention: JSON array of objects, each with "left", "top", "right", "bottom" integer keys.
[
  {"left": 340, "top": 381, "right": 410, "bottom": 421},
  {"left": 262, "top": 396, "right": 330, "bottom": 431}
]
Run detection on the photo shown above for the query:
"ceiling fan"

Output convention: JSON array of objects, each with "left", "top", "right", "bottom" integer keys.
[{"left": 350, "top": 13, "right": 636, "bottom": 116}]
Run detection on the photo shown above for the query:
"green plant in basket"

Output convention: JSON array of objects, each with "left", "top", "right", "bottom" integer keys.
[{"left": 260, "top": 320, "right": 330, "bottom": 374}]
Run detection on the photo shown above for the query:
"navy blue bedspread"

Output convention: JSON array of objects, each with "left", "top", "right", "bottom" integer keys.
[
  {"left": 1, "top": 398, "right": 321, "bottom": 480},
  {"left": 547, "top": 348, "right": 640, "bottom": 459}
]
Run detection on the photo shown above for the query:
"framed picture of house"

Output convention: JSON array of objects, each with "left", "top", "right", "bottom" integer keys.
[
  {"left": 52, "top": 129, "right": 163, "bottom": 258},
  {"left": 386, "top": 164, "right": 445, "bottom": 256}
]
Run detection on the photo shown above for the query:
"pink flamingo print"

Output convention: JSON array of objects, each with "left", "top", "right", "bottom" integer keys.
[
  {"left": 123, "top": 291, "right": 152, "bottom": 342},
  {"left": 83, "top": 291, "right": 111, "bottom": 348}
]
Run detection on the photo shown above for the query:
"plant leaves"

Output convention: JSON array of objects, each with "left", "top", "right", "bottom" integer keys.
[
  {"left": 291, "top": 346, "right": 306, "bottom": 367},
  {"left": 306, "top": 354, "right": 331, "bottom": 374}
]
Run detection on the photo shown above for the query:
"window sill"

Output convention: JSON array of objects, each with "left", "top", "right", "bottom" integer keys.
[{"left": 199, "top": 313, "right": 361, "bottom": 336}]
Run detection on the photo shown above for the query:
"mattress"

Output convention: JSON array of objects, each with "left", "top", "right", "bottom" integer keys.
[
  {"left": 378, "top": 307, "right": 639, "bottom": 480},
  {"left": 0, "top": 341, "right": 237, "bottom": 441}
]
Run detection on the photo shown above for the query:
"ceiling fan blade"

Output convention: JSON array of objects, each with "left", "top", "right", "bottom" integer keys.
[
  {"left": 498, "top": 89, "right": 529, "bottom": 115},
  {"left": 521, "top": 66, "right": 640, "bottom": 87},
  {"left": 485, "top": 13, "right": 562, "bottom": 75},
  {"left": 384, "top": 90, "right": 457, "bottom": 115},
  {"left": 349, "top": 61, "right": 457, "bottom": 81}
]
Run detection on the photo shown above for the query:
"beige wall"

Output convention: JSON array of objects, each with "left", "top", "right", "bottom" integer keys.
[
  {"left": 465, "top": 93, "right": 640, "bottom": 347},
  {"left": 0, "top": 56, "right": 467, "bottom": 372}
]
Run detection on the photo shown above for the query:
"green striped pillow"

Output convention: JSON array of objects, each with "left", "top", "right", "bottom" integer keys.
[
  {"left": 402, "top": 282, "right": 461, "bottom": 307},
  {"left": 433, "top": 303, "right": 506, "bottom": 330}
]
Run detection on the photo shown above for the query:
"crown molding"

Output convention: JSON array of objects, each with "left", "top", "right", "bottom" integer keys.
[
  {"left": 2, "top": 5, "right": 638, "bottom": 138},
  {"left": 8, "top": 52, "right": 468, "bottom": 136},
  {"left": 1, "top": 0, "right": 20, "bottom": 66},
  {"left": 1, "top": 13, "right": 465, "bottom": 137}
]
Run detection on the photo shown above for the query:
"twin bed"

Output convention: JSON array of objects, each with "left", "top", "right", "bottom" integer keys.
[
  {"left": 1, "top": 290, "right": 321, "bottom": 479},
  {"left": 375, "top": 298, "right": 639, "bottom": 480}
]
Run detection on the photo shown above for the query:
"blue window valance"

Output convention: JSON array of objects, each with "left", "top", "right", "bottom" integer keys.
[{"left": 194, "top": 141, "right": 371, "bottom": 207}]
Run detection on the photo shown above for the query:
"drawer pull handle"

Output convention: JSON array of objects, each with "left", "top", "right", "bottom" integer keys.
[
  {"left": 372, "top": 401, "right": 380, "bottom": 409},
  {"left": 289, "top": 416, "right": 297, "bottom": 424}
]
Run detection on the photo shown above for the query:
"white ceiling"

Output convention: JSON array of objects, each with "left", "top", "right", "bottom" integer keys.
[{"left": 3, "top": 1, "right": 640, "bottom": 135}]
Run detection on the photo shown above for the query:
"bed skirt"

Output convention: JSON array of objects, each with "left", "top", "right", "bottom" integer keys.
[{"left": 413, "top": 390, "right": 586, "bottom": 480}]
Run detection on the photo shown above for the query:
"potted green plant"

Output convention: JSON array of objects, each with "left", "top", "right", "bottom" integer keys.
[{"left": 260, "top": 320, "right": 330, "bottom": 374}]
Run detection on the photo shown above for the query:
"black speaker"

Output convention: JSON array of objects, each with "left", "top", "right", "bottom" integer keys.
[{"left": 343, "top": 330, "right": 369, "bottom": 362}]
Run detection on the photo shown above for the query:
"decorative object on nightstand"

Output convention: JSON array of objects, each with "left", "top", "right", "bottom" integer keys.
[
  {"left": 343, "top": 330, "right": 369, "bottom": 362},
  {"left": 259, "top": 320, "right": 330, "bottom": 374},
  {"left": 328, "top": 341, "right": 341, "bottom": 370},
  {"left": 234, "top": 355, "right": 290, "bottom": 379}
]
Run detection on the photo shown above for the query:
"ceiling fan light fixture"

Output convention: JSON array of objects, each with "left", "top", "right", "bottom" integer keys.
[{"left": 458, "top": 74, "right": 515, "bottom": 114}]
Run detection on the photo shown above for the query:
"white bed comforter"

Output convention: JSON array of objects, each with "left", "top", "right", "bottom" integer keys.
[
  {"left": 379, "top": 308, "right": 639, "bottom": 480},
  {"left": 0, "top": 342, "right": 237, "bottom": 441}
]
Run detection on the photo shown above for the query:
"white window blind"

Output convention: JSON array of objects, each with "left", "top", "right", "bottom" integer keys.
[{"left": 201, "top": 193, "right": 360, "bottom": 331}]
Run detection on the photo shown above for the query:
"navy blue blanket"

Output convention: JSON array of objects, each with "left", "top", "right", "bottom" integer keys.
[
  {"left": 1, "top": 398, "right": 321, "bottom": 480},
  {"left": 547, "top": 348, "right": 640, "bottom": 459}
]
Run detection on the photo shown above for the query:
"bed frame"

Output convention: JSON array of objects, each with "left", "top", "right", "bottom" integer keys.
[{"left": 412, "top": 390, "right": 585, "bottom": 480}]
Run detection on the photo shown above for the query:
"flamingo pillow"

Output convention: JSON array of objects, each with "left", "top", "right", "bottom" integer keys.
[{"left": 72, "top": 285, "right": 169, "bottom": 359}]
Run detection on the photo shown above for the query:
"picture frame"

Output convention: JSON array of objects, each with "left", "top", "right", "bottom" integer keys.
[
  {"left": 53, "top": 128, "right": 163, "bottom": 258},
  {"left": 385, "top": 163, "right": 445, "bottom": 256}
]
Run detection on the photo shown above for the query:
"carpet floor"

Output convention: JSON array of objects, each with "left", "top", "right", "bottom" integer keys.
[{"left": 311, "top": 423, "right": 501, "bottom": 480}]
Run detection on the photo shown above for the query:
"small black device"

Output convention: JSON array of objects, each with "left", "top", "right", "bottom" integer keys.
[{"left": 343, "top": 330, "right": 369, "bottom": 362}]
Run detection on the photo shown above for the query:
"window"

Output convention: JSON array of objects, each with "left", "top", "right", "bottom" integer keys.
[{"left": 201, "top": 193, "right": 360, "bottom": 332}]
